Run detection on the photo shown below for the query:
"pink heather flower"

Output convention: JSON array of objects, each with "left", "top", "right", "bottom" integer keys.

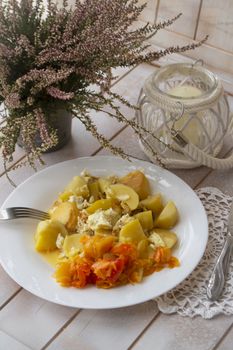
[
  {"left": 46, "top": 87, "right": 74, "bottom": 100},
  {"left": 5, "top": 92, "right": 21, "bottom": 109},
  {"left": 0, "top": 0, "right": 207, "bottom": 173}
]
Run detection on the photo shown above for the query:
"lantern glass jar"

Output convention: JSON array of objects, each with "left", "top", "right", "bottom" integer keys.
[{"left": 136, "top": 63, "right": 230, "bottom": 168}]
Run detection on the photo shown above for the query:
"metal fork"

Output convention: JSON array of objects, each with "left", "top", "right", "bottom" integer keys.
[{"left": 0, "top": 207, "right": 50, "bottom": 221}]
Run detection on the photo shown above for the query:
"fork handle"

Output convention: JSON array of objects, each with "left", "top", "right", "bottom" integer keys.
[{"left": 206, "top": 234, "right": 233, "bottom": 301}]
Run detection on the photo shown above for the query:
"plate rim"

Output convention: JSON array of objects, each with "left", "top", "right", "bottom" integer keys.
[{"left": 0, "top": 155, "right": 209, "bottom": 309}]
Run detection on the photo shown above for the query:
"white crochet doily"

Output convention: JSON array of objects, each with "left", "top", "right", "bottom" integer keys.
[{"left": 154, "top": 187, "right": 233, "bottom": 319}]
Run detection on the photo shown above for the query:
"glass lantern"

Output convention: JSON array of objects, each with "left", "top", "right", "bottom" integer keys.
[{"left": 136, "top": 62, "right": 231, "bottom": 168}]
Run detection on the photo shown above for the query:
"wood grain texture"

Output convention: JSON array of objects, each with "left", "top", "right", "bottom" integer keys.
[
  {"left": 216, "top": 324, "right": 233, "bottom": 349},
  {"left": 0, "top": 290, "right": 77, "bottom": 350},
  {"left": 196, "top": 0, "right": 233, "bottom": 53},
  {"left": 156, "top": 0, "right": 201, "bottom": 38},
  {"left": 138, "top": 0, "right": 158, "bottom": 24},
  {"left": 0, "top": 266, "right": 20, "bottom": 309},
  {"left": 0, "top": 330, "right": 32, "bottom": 350},
  {"left": 47, "top": 301, "right": 158, "bottom": 350},
  {"left": 0, "top": 56, "right": 233, "bottom": 350},
  {"left": 147, "top": 24, "right": 233, "bottom": 74},
  {"left": 132, "top": 313, "right": 233, "bottom": 350}
]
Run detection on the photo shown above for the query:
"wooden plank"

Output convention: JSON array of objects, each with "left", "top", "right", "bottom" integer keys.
[
  {"left": 138, "top": 0, "right": 158, "bottom": 24},
  {"left": 0, "top": 330, "right": 32, "bottom": 350},
  {"left": 216, "top": 325, "right": 233, "bottom": 349},
  {"left": 0, "top": 265, "right": 20, "bottom": 309},
  {"left": 46, "top": 301, "right": 158, "bottom": 350},
  {"left": 195, "top": 154, "right": 233, "bottom": 196},
  {"left": 0, "top": 290, "right": 78, "bottom": 350},
  {"left": 146, "top": 23, "right": 233, "bottom": 74},
  {"left": 196, "top": 0, "right": 233, "bottom": 53},
  {"left": 156, "top": 0, "right": 201, "bottom": 38},
  {"left": 0, "top": 58, "right": 232, "bottom": 350},
  {"left": 131, "top": 313, "right": 233, "bottom": 350}
]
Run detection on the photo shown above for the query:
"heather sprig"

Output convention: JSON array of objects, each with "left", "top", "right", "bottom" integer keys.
[{"left": 0, "top": 0, "right": 207, "bottom": 173}]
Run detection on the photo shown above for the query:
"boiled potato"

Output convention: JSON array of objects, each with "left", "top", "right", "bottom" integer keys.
[
  {"left": 50, "top": 202, "right": 79, "bottom": 232},
  {"left": 86, "top": 198, "right": 119, "bottom": 214},
  {"left": 107, "top": 184, "right": 139, "bottom": 211},
  {"left": 154, "top": 201, "right": 178, "bottom": 229},
  {"left": 119, "top": 219, "right": 147, "bottom": 244},
  {"left": 134, "top": 210, "right": 153, "bottom": 231},
  {"left": 140, "top": 194, "right": 163, "bottom": 216},
  {"left": 88, "top": 180, "right": 100, "bottom": 201},
  {"left": 58, "top": 191, "right": 73, "bottom": 202},
  {"left": 154, "top": 229, "right": 178, "bottom": 249},
  {"left": 62, "top": 233, "right": 85, "bottom": 257},
  {"left": 137, "top": 239, "right": 150, "bottom": 258},
  {"left": 149, "top": 230, "right": 166, "bottom": 247},
  {"left": 65, "top": 176, "right": 89, "bottom": 197},
  {"left": 35, "top": 220, "right": 68, "bottom": 252},
  {"left": 98, "top": 177, "right": 112, "bottom": 194},
  {"left": 120, "top": 170, "right": 150, "bottom": 200}
]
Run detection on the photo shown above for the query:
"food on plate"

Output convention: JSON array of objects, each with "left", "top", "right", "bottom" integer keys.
[
  {"left": 35, "top": 220, "right": 68, "bottom": 252},
  {"left": 50, "top": 202, "right": 79, "bottom": 231},
  {"left": 107, "top": 183, "right": 139, "bottom": 210},
  {"left": 35, "top": 170, "right": 180, "bottom": 288},
  {"left": 154, "top": 201, "right": 179, "bottom": 229},
  {"left": 134, "top": 210, "right": 153, "bottom": 230},
  {"left": 140, "top": 194, "right": 163, "bottom": 215},
  {"left": 119, "top": 170, "right": 150, "bottom": 200},
  {"left": 149, "top": 229, "right": 177, "bottom": 249},
  {"left": 119, "top": 219, "right": 147, "bottom": 244}
]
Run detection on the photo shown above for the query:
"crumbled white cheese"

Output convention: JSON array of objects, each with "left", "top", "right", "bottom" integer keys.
[
  {"left": 68, "top": 195, "right": 78, "bottom": 203},
  {"left": 68, "top": 195, "right": 89, "bottom": 209},
  {"left": 87, "top": 209, "right": 120, "bottom": 231},
  {"left": 149, "top": 231, "right": 165, "bottom": 248},
  {"left": 56, "top": 233, "right": 65, "bottom": 249},
  {"left": 104, "top": 208, "right": 120, "bottom": 226},
  {"left": 113, "top": 214, "right": 134, "bottom": 232},
  {"left": 78, "top": 199, "right": 89, "bottom": 210},
  {"left": 89, "top": 195, "right": 95, "bottom": 203},
  {"left": 76, "top": 218, "right": 93, "bottom": 235}
]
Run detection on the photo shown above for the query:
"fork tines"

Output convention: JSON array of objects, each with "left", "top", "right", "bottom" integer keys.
[{"left": 11, "top": 207, "right": 49, "bottom": 220}]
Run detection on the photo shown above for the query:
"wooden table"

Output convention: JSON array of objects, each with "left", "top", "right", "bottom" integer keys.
[{"left": 1, "top": 56, "right": 233, "bottom": 350}]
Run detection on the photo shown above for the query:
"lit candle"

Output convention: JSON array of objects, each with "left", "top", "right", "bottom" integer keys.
[
  {"left": 169, "top": 85, "right": 202, "bottom": 98},
  {"left": 169, "top": 85, "right": 202, "bottom": 145}
]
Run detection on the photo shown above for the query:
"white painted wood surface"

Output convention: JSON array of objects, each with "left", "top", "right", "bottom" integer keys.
[
  {"left": 156, "top": 0, "right": 201, "bottom": 38},
  {"left": 139, "top": 0, "right": 233, "bottom": 74},
  {"left": 138, "top": 0, "right": 158, "bottom": 23},
  {"left": 196, "top": 0, "right": 233, "bottom": 53},
  {"left": 1, "top": 58, "right": 233, "bottom": 350}
]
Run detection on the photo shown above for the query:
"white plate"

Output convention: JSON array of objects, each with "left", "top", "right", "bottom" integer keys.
[{"left": 0, "top": 156, "right": 208, "bottom": 309}]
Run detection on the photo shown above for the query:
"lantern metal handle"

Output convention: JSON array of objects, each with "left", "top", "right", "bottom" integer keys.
[{"left": 171, "top": 113, "right": 233, "bottom": 169}]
